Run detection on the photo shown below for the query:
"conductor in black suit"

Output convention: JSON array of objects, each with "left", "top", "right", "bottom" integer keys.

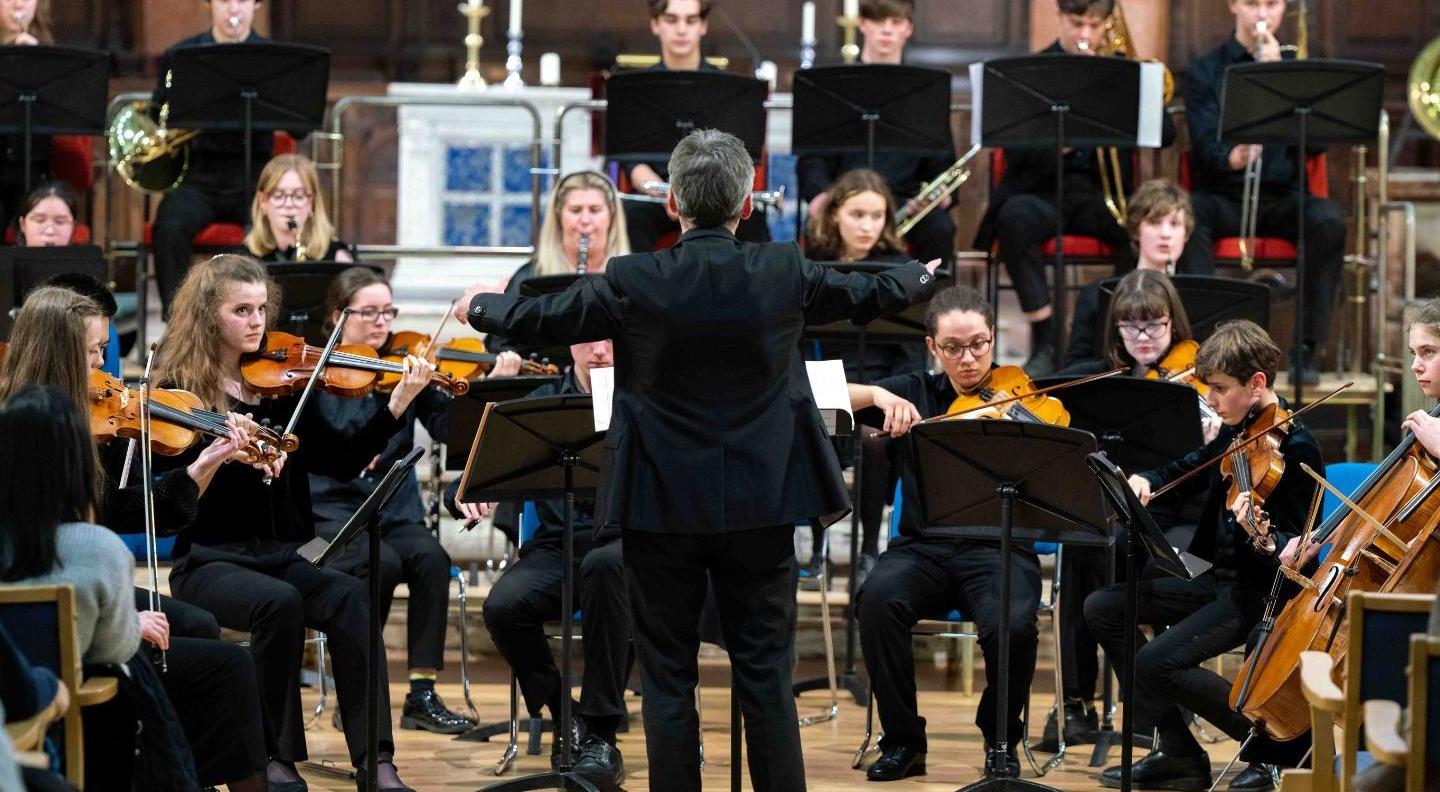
[{"left": 457, "top": 128, "right": 939, "bottom": 791}]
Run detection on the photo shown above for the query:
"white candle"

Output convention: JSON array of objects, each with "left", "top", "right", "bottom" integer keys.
[
  {"left": 508, "top": 0, "right": 522, "bottom": 35},
  {"left": 802, "top": 2, "right": 815, "bottom": 41},
  {"left": 756, "top": 60, "right": 778, "bottom": 90},
  {"left": 844, "top": 0, "right": 858, "bottom": 19},
  {"left": 540, "top": 52, "right": 561, "bottom": 86}
]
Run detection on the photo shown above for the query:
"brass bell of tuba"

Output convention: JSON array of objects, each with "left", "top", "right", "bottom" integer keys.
[
  {"left": 107, "top": 71, "right": 199, "bottom": 194},
  {"left": 1408, "top": 35, "right": 1440, "bottom": 141}
]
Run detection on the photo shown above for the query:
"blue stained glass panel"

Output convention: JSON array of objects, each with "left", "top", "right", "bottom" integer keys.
[
  {"left": 446, "top": 145, "right": 494, "bottom": 193},
  {"left": 444, "top": 203, "right": 492, "bottom": 246},
  {"left": 502, "top": 146, "right": 552, "bottom": 195},
  {"left": 767, "top": 153, "right": 798, "bottom": 243},
  {"left": 499, "top": 205, "right": 533, "bottom": 247}
]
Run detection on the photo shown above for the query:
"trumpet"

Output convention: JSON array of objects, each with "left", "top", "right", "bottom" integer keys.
[
  {"left": 1238, "top": 19, "right": 1275, "bottom": 270},
  {"left": 895, "top": 144, "right": 981, "bottom": 236},
  {"left": 627, "top": 181, "right": 788, "bottom": 210}
]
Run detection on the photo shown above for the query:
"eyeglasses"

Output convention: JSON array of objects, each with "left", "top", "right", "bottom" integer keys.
[
  {"left": 353, "top": 307, "right": 399, "bottom": 323},
  {"left": 24, "top": 214, "right": 73, "bottom": 228},
  {"left": 935, "top": 337, "right": 992, "bottom": 360},
  {"left": 1118, "top": 319, "right": 1171, "bottom": 339},
  {"left": 267, "top": 190, "right": 312, "bottom": 206}
]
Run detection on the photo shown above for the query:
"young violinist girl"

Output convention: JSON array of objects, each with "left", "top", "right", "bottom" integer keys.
[
  {"left": 153, "top": 254, "right": 432, "bottom": 792},
  {"left": 1065, "top": 179, "right": 1194, "bottom": 368},
  {"left": 488, "top": 171, "right": 630, "bottom": 362},
  {"left": 309, "top": 266, "right": 517, "bottom": 734},
  {"left": 805, "top": 168, "right": 924, "bottom": 582},
  {"left": 1088, "top": 320, "right": 1322, "bottom": 791},
  {"left": 245, "top": 153, "right": 355, "bottom": 263},
  {"left": 0, "top": 340, "right": 270, "bottom": 790}
]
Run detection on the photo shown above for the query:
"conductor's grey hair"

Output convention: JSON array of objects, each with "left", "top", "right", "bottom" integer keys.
[{"left": 667, "top": 129, "right": 754, "bottom": 228}]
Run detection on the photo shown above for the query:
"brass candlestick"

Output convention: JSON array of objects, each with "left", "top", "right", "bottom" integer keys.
[
  {"left": 838, "top": 14, "right": 860, "bottom": 64},
  {"left": 457, "top": 0, "right": 490, "bottom": 90}
]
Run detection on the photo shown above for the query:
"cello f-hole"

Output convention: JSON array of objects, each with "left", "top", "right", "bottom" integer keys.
[{"left": 1314, "top": 565, "right": 1342, "bottom": 612}]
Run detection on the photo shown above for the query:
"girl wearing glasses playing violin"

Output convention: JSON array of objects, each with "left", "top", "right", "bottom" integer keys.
[
  {"left": 245, "top": 153, "right": 355, "bottom": 263},
  {"left": 152, "top": 254, "right": 431, "bottom": 792}
]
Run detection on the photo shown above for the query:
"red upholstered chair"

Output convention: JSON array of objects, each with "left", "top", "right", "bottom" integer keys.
[
  {"left": 14, "top": 135, "right": 98, "bottom": 244},
  {"left": 984, "top": 148, "right": 1121, "bottom": 311},
  {"left": 1178, "top": 150, "right": 1329, "bottom": 267}
]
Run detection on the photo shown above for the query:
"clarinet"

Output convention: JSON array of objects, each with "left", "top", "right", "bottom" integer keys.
[{"left": 576, "top": 232, "right": 590, "bottom": 274}]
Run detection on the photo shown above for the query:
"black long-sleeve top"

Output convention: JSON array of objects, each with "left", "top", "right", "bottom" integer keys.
[
  {"left": 152, "top": 31, "right": 276, "bottom": 192},
  {"left": 308, "top": 385, "right": 447, "bottom": 534},
  {"left": 99, "top": 442, "right": 202, "bottom": 537},
  {"left": 1182, "top": 37, "right": 1314, "bottom": 198},
  {"left": 1137, "top": 401, "right": 1322, "bottom": 582},
  {"left": 151, "top": 391, "right": 402, "bottom": 560},
  {"left": 484, "top": 258, "right": 579, "bottom": 367}
]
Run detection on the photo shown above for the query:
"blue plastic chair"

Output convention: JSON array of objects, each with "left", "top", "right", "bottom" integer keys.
[{"left": 1321, "top": 462, "right": 1378, "bottom": 523}]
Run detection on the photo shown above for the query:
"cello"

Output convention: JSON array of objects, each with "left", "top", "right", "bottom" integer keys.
[{"left": 1228, "top": 403, "right": 1440, "bottom": 740}]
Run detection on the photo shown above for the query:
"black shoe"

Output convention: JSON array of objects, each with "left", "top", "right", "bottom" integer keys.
[
  {"left": 400, "top": 689, "right": 476, "bottom": 735},
  {"left": 571, "top": 735, "right": 626, "bottom": 785},
  {"left": 855, "top": 551, "right": 878, "bottom": 593},
  {"left": 1101, "top": 750, "right": 1212, "bottom": 791},
  {"left": 866, "top": 745, "right": 926, "bottom": 781},
  {"left": 550, "top": 717, "right": 586, "bottom": 771},
  {"left": 1035, "top": 699, "right": 1099, "bottom": 752},
  {"left": 982, "top": 748, "right": 1021, "bottom": 779},
  {"left": 1024, "top": 344, "right": 1057, "bottom": 378},
  {"left": 268, "top": 782, "right": 307, "bottom": 792},
  {"left": 353, "top": 761, "right": 415, "bottom": 792},
  {"left": 1228, "top": 763, "right": 1276, "bottom": 792},
  {"left": 1292, "top": 346, "right": 1321, "bottom": 386}
]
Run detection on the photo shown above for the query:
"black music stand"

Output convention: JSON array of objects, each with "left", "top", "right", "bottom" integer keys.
[
  {"left": 459, "top": 395, "right": 616, "bottom": 792},
  {"left": 0, "top": 45, "right": 108, "bottom": 199},
  {"left": 791, "top": 64, "right": 953, "bottom": 173},
  {"left": 1218, "top": 59, "right": 1384, "bottom": 407},
  {"left": 0, "top": 245, "right": 108, "bottom": 337},
  {"left": 265, "top": 263, "right": 382, "bottom": 344},
  {"left": 799, "top": 260, "right": 931, "bottom": 707},
  {"left": 166, "top": 42, "right": 330, "bottom": 193},
  {"left": 1086, "top": 452, "right": 1211, "bottom": 792},
  {"left": 1092, "top": 274, "right": 1271, "bottom": 345},
  {"left": 603, "top": 70, "right": 767, "bottom": 165},
  {"left": 299, "top": 446, "right": 426, "bottom": 792},
  {"left": 972, "top": 55, "right": 1163, "bottom": 367},
  {"left": 907, "top": 420, "right": 1109, "bottom": 792}
]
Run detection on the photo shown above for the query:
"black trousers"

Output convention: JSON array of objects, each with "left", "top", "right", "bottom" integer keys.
[
  {"left": 623, "top": 200, "right": 771, "bottom": 253},
  {"left": 859, "top": 539, "right": 1041, "bottom": 753},
  {"left": 624, "top": 525, "right": 804, "bottom": 792},
  {"left": 1179, "top": 190, "right": 1346, "bottom": 349},
  {"left": 170, "top": 543, "right": 394, "bottom": 768},
  {"left": 482, "top": 537, "right": 631, "bottom": 739},
  {"left": 162, "top": 636, "right": 269, "bottom": 785},
  {"left": 135, "top": 588, "right": 221, "bottom": 640},
  {"left": 902, "top": 206, "right": 958, "bottom": 267},
  {"left": 321, "top": 520, "right": 452, "bottom": 671},
  {"left": 1083, "top": 573, "right": 1258, "bottom": 756},
  {"left": 151, "top": 182, "right": 249, "bottom": 314},
  {"left": 994, "top": 191, "right": 1134, "bottom": 313},
  {"left": 1057, "top": 543, "right": 1120, "bottom": 702}
]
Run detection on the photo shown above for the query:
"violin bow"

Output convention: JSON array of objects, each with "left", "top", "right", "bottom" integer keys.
[
  {"left": 1149, "top": 381, "right": 1353, "bottom": 500},
  {"left": 421, "top": 301, "right": 456, "bottom": 364},
  {"left": 920, "top": 367, "right": 1126, "bottom": 424}
]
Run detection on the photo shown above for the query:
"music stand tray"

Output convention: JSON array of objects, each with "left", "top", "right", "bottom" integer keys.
[
  {"left": 1091, "top": 274, "right": 1272, "bottom": 345},
  {"left": 443, "top": 375, "right": 560, "bottom": 472},
  {"left": 0, "top": 45, "right": 108, "bottom": 197},
  {"left": 603, "top": 70, "right": 767, "bottom": 163},
  {"left": 1218, "top": 59, "right": 1383, "bottom": 408},
  {"left": 0, "top": 245, "right": 108, "bottom": 338},
  {"left": 265, "top": 262, "right": 382, "bottom": 345},
  {"left": 791, "top": 64, "right": 954, "bottom": 170},
  {"left": 1030, "top": 376, "right": 1202, "bottom": 473},
  {"left": 907, "top": 419, "right": 1109, "bottom": 792},
  {"left": 460, "top": 395, "right": 615, "bottom": 792}
]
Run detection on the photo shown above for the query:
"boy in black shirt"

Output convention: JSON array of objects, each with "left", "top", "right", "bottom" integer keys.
[
  {"left": 1086, "top": 319, "right": 1322, "bottom": 792},
  {"left": 846, "top": 285, "right": 1042, "bottom": 782}
]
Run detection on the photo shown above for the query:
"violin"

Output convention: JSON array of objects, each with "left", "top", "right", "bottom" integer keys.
[
  {"left": 88, "top": 370, "right": 294, "bottom": 463},
  {"left": 1219, "top": 401, "right": 1291, "bottom": 554},
  {"left": 240, "top": 331, "right": 469, "bottom": 399},
  {"left": 943, "top": 365, "right": 1071, "bottom": 426},
  {"left": 378, "top": 331, "right": 558, "bottom": 389},
  {"left": 1145, "top": 339, "right": 1220, "bottom": 424}
]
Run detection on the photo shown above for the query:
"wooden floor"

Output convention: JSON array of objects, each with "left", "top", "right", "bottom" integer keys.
[{"left": 293, "top": 675, "right": 1245, "bottom": 791}]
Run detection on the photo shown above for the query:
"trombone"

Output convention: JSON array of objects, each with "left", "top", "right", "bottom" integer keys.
[{"left": 1238, "top": 1, "right": 1309, "bottom": 269}]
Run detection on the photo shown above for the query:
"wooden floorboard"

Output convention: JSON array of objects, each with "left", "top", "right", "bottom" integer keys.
[{"left": 293, "top": 678, "right": 1245, "bottom": 791}]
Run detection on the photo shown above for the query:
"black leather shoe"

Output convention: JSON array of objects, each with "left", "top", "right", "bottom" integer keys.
[
  {"left": 1035, "top": 699, "right": 1099, "bottom": 752},
  {"left": 1228, "top": 763, "right": 1276, "bottom": 792},
  {"left": 866, "top": 745, "right": 926, "bottom": 781},
  {"left": 571, "top": 735, "right": 625, "bottom": 785},
  {"left": 1101, "top": 750, "right": 1212, "bottom": 790},
  {"left": 399, "top": 689, "right": 476, "bottom": 735},
  {"left": 982, "top": 748, "right": 1021, "bottom": 779},
  {"left": 550, "top": 717, "right": 586, "bottom": 771}
]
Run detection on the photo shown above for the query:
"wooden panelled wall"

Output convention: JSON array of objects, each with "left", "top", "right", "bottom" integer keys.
[{"left": 69, "top": 0, "right": 1440, "bottom": 247}]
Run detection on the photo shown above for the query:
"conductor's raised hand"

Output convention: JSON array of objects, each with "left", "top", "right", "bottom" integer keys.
[
  {"left": 454, "top": 279, "right": 510, "bottom": 323},
  {"left": 924, "top": 259, "right": 942, "bottom": 277}
]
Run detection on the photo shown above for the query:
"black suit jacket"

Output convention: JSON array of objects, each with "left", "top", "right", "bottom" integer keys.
[{"left": 467, "top": 227, "right": 936, "bottom": 534}]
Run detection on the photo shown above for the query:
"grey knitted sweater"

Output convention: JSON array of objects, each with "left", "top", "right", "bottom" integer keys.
[{"left": 12, "top": 522, "right": 140, "bottom": 665}]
